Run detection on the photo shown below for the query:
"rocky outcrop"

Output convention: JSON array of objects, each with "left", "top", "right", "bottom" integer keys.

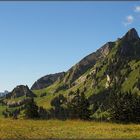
[
  {"left": 6, "top": 85, "right": 36, "bottom": 99},
  {"left": 105, "top": 75, "right": 111, "bottom": 88},
  {"left": 31, "top": 72, "right": 65, "bottom": 90},
  {"left": 123, "top": 28, "right": 139, "bottom": 41},
  {"left": 6, "top": 98, "right": 32, "bottom": 107},
  {"left": 97, "top": 42, "right": 114, "bottom": 58},
  {"left": 117, "top": 28, "right": 140, "bottom": 58}
]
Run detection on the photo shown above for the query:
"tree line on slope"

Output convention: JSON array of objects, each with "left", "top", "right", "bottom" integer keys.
[{"left": 2, "top": 88, "right": 140, "bottom": 123}]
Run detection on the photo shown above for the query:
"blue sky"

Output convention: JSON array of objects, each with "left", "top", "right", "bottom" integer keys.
[{"left": 0, "top": 1, "right": 140, "bottom": 92}]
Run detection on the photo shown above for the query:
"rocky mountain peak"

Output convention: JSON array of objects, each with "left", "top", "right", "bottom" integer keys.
[
  {"left": 123, "top": 28, "right": 139, "bottom": 41},
  {"left": 6, "top": 85, "right": 36, "bottom": 99}
]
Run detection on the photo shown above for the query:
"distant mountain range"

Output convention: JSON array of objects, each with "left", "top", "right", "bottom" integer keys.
[{"left": 0, "top": 90, "right": 9, "bottom": 97}]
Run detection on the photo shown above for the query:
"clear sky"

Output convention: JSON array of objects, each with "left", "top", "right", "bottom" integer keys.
[{"left": 0, "top": 1, "right": 140, "bottom": 92}]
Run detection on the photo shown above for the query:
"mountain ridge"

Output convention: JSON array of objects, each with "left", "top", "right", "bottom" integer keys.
[
  {"left": 32, "top": 28, "right": 139, "bottom": 91},
  {"left": 31, "top": 72, "right": 65, "bottom": 90}
]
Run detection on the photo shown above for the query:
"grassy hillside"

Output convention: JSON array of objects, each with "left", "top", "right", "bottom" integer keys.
[{"left": 1, "top": 119, "right": 140, "bottom": 139}]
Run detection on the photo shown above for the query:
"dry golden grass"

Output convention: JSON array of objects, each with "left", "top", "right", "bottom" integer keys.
[{"left": 1, "top": 118, "right": 140, "bottom": 139}]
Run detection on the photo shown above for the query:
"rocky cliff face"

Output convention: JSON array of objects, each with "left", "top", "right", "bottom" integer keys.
[
  {"left": 63, "top": 42, "right": 114, "bottom": 85},
  {"left": 31, "top": 72, "right": 65, "bottom": 90}
]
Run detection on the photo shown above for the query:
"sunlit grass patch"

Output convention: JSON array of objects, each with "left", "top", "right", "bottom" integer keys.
[{"left": 0, "top": 119, "right": 140, "bottom": 139}]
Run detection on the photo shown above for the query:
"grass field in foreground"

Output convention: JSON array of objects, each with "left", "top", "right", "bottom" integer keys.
[{"left": 1, "top": 119, "right": 140, "bottom": 139}]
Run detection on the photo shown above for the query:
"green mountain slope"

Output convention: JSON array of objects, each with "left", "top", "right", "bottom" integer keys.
[
  {"left": 1, "top": 28, "right": 140, "bottom": 119},
  {"left": 32, "top": 28, "right": 140, "bottom": 110}
]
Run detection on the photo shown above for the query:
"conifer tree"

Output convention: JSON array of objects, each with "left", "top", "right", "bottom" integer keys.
[
  {"left": 24, "top": 98, "right": 39, "bottom": 119},
  {"left": 68, "top": 89, "right": 90, "bottom": 120}
]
